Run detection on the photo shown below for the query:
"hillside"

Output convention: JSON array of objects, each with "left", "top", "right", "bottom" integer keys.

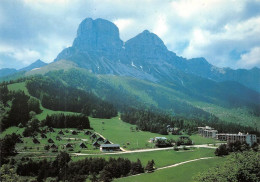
[{"left": 21, "top": 66, "right": 260, "bottom": 130}]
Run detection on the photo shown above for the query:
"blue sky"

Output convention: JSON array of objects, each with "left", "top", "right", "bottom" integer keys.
[{"left": 0, "top": 0, "right": 260, "bottom": 69}]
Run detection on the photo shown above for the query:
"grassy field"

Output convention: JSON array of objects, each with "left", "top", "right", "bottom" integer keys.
[
  {"left": 74, "top": 148, "right": 215, "bottom": 168},
  {"left": 115, "top": 157, "right": 225, "bottom": 182},
  {"left": 90, "top": 117, "right": 220, "bottom": 150}
]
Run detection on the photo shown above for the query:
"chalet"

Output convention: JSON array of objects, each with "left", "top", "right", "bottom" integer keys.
[
  {"left": 100, "top": 144, "right": 121, "bottom": 152},
  {"left": 104, "top": 140, "right": 111, "bottom": 144},
  {"left": 33, "top": 138, "right": 40, "bottom": 144},
  {"left": 79, "top": 142, "right": 87, "bottom": 148},
  {"left": 85, "top": 130, "right": 92, "bottom": 135},
  {"left": 92, "top": 141, "right": 100, "bottom": 148},
  {"left": 48, "top": 138, "right": 54, "bottom": 143},
  {"left": 72, "top": 130, "right": 78, "bottom": 135},
  {"left": 50, "top": 144, "right": 58, "bottom": 149},
  {"left": 48, "top": 127, "right": 55, "bottom": 132},
  {"left": 97, "top": 137, "right": 105, "bottom": 142},
  {"left": 58, "top": 130, "right": 64, "bottom": 135},
  {"left": 56, "top": 136, "right": 62, "bottom": 141},
  {"left": 41, "top": 133, "right": 47, "bottom": 138},
  {"left": 65, "top": 143, "right": 73, "bottom": 148},
  {"left": 91, "top": 133, "right": 97, "bottom": 139},
  {"left": 65, "top": 130, "right": 69, "bottom": 133}
]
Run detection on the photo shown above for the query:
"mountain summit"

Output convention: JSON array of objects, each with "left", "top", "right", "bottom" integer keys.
[
  {"left": 54, "top": 18, "right": 260, "bottom": 92},
  {"left": 73, "top": 18, "right": 123, "bottom": 53}
]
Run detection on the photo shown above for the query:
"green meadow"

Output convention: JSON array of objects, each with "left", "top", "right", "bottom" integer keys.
[
  {"left": 90, "top": 117, "right": 220, "bottom": 150},
  {"left": 115, "top": 157, "right": 225, "bottom": 182},
  {"left": 74, "top": 148, "right": 215, "bottom": 168}
]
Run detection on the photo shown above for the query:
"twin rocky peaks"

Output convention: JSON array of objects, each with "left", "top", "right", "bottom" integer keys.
[{"left": 54, "top": 18, "right": 260, "bottom": 92}]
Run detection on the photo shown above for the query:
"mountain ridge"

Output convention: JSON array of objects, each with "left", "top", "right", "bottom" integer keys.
[{"left": 54, "top": 18, "right": 260, "bottom": 92}]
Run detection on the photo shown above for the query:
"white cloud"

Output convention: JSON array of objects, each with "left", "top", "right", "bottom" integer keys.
[{"left": 237, "top": 47, "right": 260, "bottom": 68}]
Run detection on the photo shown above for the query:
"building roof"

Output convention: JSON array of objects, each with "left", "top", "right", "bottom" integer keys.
[
  {"left": 100, "top": 144, "right": 120, "bottom": 148},
  {"left": 50, "top": 144, "right": 58, "bottom": 148},
  {"left": 79, "top": 143, "right": 87, "bottom": 148},
  {"left": 92, "top": 141, "right": 100, "bottom": 146},
  {"left": 65, "top": 143, "right": 73, "bottom": 148},
  {"left": 155, "top": 137, "right": 167, "bottom": 140},
  {"left": 48, "top": 138, "right": 54, "bottom": 143},
  {"left": 104, "top": 140, "right": 111, "bottom": 144}
]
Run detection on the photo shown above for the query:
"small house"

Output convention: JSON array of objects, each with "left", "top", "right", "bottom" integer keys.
[
  {"left": 65, "top": 130, "right": 69, "bottom": 133},
  {"left": 58, "top": 130, "right": 64, "bottom": 135},
  {"left": 48, "top": 127, "right": 55, "bottom": 132},
  {"left": 65, "top": 143, "right": 73, "bottom": 148},
  {"left": 92, "top": 141, "right": 100, "bottom": 148},
  {"left": 72, "top": 130, "right": 78, "bottom": 135},
  {"left": 97, "top": 137, "right": 105, "bottom": 142},
  {"left": 50, "top": 144, "right": 58, "bottom": 149},
  {"left": 41, "top": 133, "right": 47, "bottom": 138},
  {"left": 104, "top": 140, "right": 111, "bottom": 144},
  {"left": 79, "top": 142, "right": 87, "bottom": 148},
  {"left": 48, "top": 138, "right": 54, "bottom": 143},
  {"left": 100, "top": 144, "right": 121, "bottom": 152},
  {"left": 56, "top": 136, "right": 62, "bottom": 141},
  {"left": 91, "top": 133, "right": 97, "bottom": 139},
  {"left": 154, "top": 137, "right": 167, "bottom": 142},
  {"left": 85, "top": 131, "right": 92, "bottom": 135},
  {"left": 33, "top": 138, "right": 40, "bottom": 144}
]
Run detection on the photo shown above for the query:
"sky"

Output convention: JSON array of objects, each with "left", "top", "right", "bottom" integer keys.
[{"left": 0, "top": 0, "right": 260, "bottom": 70}]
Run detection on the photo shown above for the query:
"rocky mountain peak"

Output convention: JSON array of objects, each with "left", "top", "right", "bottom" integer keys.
[
  {"left": 72, "top": 18, "right": 123, "bottom": 52},
  {"left": 125, "top": 29, "right": 169, "bottom": 61}
]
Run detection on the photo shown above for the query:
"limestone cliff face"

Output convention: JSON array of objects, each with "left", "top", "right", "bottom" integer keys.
[
  {"left": 54, "top": 18, "right": 260, "bottom": 92},
  {"left": 73, "top": 18, "right": 123, "bottom": 55}
]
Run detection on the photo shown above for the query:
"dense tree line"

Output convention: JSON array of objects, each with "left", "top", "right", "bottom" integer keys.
[
  {"left": 16, "top": 151, "right": 144, "bottom": 182},
  {"left": 0, "top": 133, "right": 20, "bottom": 164},
  {"left": 196, "top": 150, "right": 260, "bottom": 182},
  {"left": 43, "top": 113, "right": 91, "bottom": 129},
  {"left": 121, "top": 108, "right": 260, "bottom": 136},
  {"left": 215, "top": 141, "right": 259, "bottom": 156},
  {"left": 0, "top": 84, "right": 41, "bottom": 131},
  {"left": 121, "top": 108, "right": 183, "bottom": 135},
  {"left": 26, "top": 76, "right": 117, "bottom": 119}
]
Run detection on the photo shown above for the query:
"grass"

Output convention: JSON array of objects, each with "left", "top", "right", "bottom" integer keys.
[
  {"left": 7, "top": 82, "right": 29, "bottom": 95},
  {"left": 73, "top": 148, "right": 215, "bottom": 168},
  {"left": 89, "top": 116, "right": 220, "bottom": 150},
  {"left": 7, "top": 82, "right": 79, "bottom": 120},
  {"left": 114, "top": 157, "right": 225, "bottom": 182}
]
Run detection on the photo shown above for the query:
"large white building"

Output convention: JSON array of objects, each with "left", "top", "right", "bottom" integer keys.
[
  {"left": 198, "top": 126, "right": 218, "bottom": 138},
  {"left": 216, "top": 132, "right": 257, "bottom": 146}
]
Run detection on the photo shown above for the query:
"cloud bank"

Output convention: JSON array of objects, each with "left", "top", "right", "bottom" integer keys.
[{"left": 0, "top": 0, "right": 259, "bottom": 69}]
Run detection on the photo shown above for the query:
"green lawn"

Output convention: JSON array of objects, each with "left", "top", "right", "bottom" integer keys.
[
  {"left": 7, "top": 82, "right": 29, "bottom": 95},
  {"left": 90, "top": 117, "right": 219, "bottom": 150},
  {"left": 114, "top": 157, "right": 225, "bottom": 182},
  {"left": 74, "top": 148, "right": 215, "bottom": 168}
]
